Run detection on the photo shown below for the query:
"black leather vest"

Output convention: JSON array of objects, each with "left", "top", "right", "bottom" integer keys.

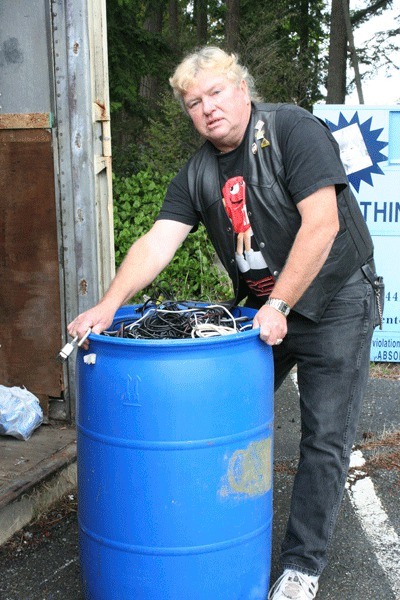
[{"left": 187, "top": 103, "right": 373, "bottom": 322}]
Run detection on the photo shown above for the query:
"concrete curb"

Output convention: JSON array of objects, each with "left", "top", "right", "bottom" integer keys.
[{"left": 0, "top": 441, "right": 77, "bottom": 546}]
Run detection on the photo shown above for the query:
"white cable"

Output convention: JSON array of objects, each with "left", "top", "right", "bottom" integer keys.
[
  {"left": 190, "top": 304, "right": 238, "bottom": 338},
  {"left": 191, "top": 323, "right": 238, "bottom": 338}
]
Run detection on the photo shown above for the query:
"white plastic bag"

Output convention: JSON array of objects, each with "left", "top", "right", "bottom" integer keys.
[{"left": 0, "top": 385, "right": 43, "bottom": 441}]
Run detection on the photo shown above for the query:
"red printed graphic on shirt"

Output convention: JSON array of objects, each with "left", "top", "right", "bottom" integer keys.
[
  {"left": 245, "top": 276, "right": 276, "bottom": 297},
  {"left": 222, "top": 175, "right": 275, "bottom": 299},
  {"left": 222, "top": 176, "right": 250, "bottom": 233}
]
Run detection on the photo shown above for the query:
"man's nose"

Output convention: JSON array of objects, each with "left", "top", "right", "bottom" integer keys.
[{"left": 202, "top": 97, "right": 215, "bottom": 114}]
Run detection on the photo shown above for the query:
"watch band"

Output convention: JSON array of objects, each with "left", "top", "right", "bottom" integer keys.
[{"left": 265, "top": 298, "right": 291, "bottom": 317}]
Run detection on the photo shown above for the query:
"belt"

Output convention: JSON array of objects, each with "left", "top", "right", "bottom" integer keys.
[
  {"left": 345, "top": 268, "right": 365, "bottom": 284},
  {"left": 346, "top": 258, "right": 375, "bottom": 285}
]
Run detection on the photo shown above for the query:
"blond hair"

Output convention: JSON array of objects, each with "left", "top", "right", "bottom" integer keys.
[{"left": 169, "top": 46, "right": 261, "bottom": 110}]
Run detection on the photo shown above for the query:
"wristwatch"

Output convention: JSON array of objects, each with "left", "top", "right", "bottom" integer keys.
[{"left": 265, "top": 298, "right": 291, "bottom": 317}]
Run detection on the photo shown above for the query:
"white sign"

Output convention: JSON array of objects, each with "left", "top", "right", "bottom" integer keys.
[{"left": 313, "top": 105, "right": 400, "bottom": 362}]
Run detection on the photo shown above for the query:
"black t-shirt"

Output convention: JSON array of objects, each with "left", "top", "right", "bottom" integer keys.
[{"left": 157, "top": 105, "right": 348, "bottom": 301}]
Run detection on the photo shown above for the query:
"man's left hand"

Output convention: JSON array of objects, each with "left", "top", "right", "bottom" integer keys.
[{"left": 252, "top": 305, "right": 288, "bottom": 346}]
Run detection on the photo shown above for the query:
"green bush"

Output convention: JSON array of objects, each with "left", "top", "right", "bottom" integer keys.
[{"left": 113, "top": 170, "right": 232, "bottom": 303}]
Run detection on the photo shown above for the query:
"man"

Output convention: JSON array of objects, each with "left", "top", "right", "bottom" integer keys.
[{"left": 69, "top": 47, "right": 381, "bottom": 600}]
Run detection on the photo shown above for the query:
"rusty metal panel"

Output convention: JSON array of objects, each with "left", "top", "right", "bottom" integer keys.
[
  {"left": 0, "top": 129, "right": 63, "bottom": 415},
  {"left": 0, "top": 0, "right": 52, "bottom": 114}
]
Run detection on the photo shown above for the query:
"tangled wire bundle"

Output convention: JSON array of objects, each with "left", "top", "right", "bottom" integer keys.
[{"left": 102, "top": 300, "right": 253, "bottom": 340}]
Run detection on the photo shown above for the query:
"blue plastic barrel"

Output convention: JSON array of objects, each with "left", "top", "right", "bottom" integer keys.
[{"left": 76, "top": 305, "right": 274, "bottom": 600}]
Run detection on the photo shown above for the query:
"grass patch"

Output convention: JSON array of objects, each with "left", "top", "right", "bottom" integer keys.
[{"left": 369, "top": 362, "right": 400, "bottom": 380}]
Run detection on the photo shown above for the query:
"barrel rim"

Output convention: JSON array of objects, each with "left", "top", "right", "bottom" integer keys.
[{"left": 84, "top": 304, "right": 263, "bottom": 349}]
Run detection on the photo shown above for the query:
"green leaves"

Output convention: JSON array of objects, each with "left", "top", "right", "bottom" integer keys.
[{"left": 113, "top": 169, "right": 232, "bottom": 302}]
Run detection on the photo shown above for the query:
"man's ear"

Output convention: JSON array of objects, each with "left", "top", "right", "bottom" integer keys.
[{"left": 240, "top": 79, "right": 250, "bottom": 101}]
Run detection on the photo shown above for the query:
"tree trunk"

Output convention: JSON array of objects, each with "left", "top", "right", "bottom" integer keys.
[
  {"left": 139, "top": 1, "right": 166, "bottom": 107},
  {"left": 297, "top": 0, "right": 311, "bottom": 108},
  {"left": 195, "top": 0, "right": 208, "bottom": 46},
  {"left": 225, "top": 0, "right": 240, "bottom": 52},
  {"left": 341, "top": 0, "right": 364, "bottom": 103},
  {"left": 168, "top": 0, "right": 179, "bottom": 49},
  {"left": 326, "top": 0, "right": 348, "bottom": 103}
]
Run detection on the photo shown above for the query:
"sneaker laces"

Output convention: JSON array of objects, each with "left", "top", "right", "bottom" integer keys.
[{"left": 268, "top": 570, "right": 319, "bottom": 599}]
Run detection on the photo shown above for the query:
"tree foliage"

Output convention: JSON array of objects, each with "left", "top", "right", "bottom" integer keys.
[
  {"left": 238, "top": 0, "right": 327, "bottom": 109},
  {"left": 137, "top": 92, "right": 203, "bottom": 175}
]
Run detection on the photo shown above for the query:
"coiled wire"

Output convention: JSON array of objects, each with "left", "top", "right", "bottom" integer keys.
[{"left": 102, "top": 297, "right": 253, "bottom": 341}]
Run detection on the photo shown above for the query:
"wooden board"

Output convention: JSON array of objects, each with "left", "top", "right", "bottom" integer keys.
[
  {"left": 0, "top": 129, "right": 63, "bottom": 414},
  {"left": 0, "top": 113, "right": 52, "bottom": 130}
]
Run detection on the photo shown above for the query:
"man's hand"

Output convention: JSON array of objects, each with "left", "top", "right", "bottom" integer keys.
[
  {"left": 67, "top": 301, "right": 116, "bottom": 349},
  {"left": 252, "top": 305, "right": 288, "bottom": 346}
]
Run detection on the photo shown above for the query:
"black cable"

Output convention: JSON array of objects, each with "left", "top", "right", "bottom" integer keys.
[{"left": 101, "top": 298, "right": 253, "bottom": 340}]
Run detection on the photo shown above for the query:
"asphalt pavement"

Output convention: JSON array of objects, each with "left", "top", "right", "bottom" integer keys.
[{"left": 0, "top": 375, "right": 399, "bottom": 600}]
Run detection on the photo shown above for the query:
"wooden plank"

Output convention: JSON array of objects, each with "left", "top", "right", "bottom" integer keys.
[
  {"left": 0, "top": 129, "right": 63, "bottom": 414},
  {"left": 0, "top": 113, "right": 52, "bottom": 130}
]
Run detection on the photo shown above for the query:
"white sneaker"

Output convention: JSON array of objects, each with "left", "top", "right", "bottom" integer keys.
[{"left": 268, "top": 569, "right": 319, "bottom": 599}]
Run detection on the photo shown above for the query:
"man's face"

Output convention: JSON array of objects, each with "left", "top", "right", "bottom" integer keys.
[{"left": 183, "top": 70, "right": 251, "bottom": 153}]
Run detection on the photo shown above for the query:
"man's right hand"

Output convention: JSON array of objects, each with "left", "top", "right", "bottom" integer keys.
[{"left": 67, "top": 302, "right": 117, "bottom": 349}]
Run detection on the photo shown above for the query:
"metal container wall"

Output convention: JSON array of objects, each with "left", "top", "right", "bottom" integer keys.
[{"left": 76, "top": 306, "right": 274, "bottom": 600}]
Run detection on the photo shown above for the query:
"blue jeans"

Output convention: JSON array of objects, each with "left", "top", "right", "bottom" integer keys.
[{"left": 272, "top": 275, "right": 375, "bottom": 576}]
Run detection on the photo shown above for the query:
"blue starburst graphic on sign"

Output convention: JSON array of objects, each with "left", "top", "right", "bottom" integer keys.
[{"left": 324, "top": 112, "right": 387, "bottom": 192}]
